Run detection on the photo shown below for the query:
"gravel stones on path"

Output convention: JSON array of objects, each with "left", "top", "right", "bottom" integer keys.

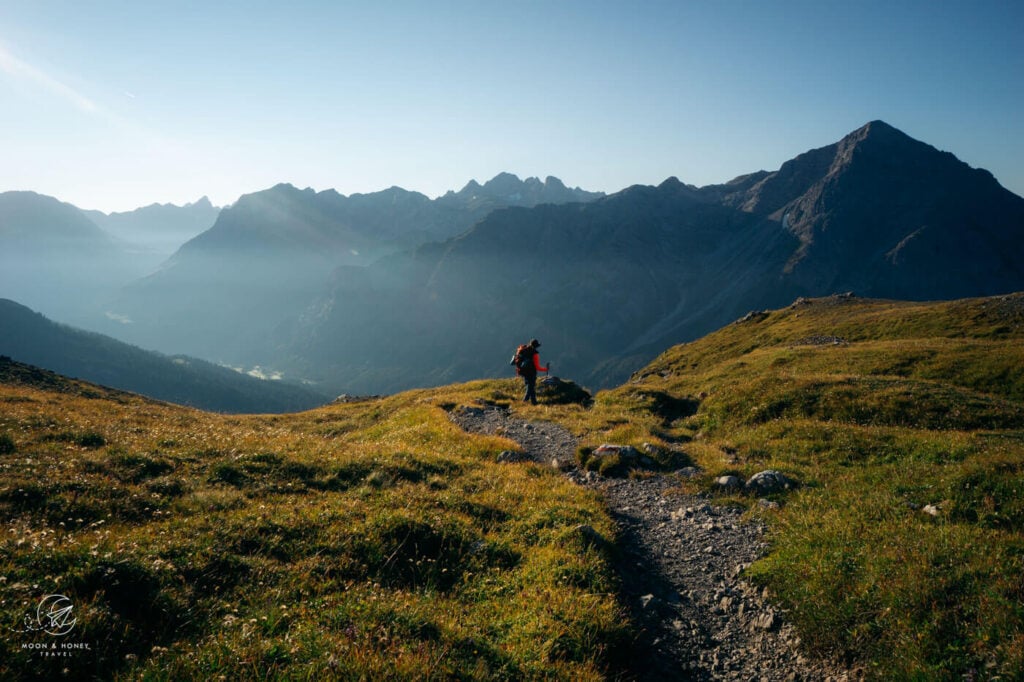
[{"left": 450, "top": 404, "right": 853, "bottom": 681}]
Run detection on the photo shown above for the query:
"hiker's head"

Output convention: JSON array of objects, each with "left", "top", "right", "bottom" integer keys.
[{"left": 530, "top": 339, "right": 541, "bottom": 348}]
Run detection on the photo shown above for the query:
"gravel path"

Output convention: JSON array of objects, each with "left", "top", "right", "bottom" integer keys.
[{"left": 450, "top": 404, "right": 854, "bottom": 681}]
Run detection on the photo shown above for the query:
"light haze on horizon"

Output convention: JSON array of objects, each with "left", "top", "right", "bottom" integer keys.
[{"left": 1, "top": 0, "right": 1022, "bottom": 213}]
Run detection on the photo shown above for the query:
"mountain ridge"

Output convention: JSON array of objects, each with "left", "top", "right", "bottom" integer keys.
[
  {"left": 105, "top": 172, "right": 605, "bottom": 362},
  {"left": 284, "top": 120, "right": 1024, "bottom": 394}
]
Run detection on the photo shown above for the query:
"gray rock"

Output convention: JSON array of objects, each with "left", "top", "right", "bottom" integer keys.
[
  {"left": 716, "top": 475, "right": 742, "bottom": 490},
  {"left": 594, "top": 444, "right": 641, "bottom": 461},
  {"left": 496, "top": 449, "right": 528, "bottom": 463},
  {"left": 753, "top": 612, "right": 778, "bottom": 631},
  {"left": 745, "top": 470, "right": 793, "bottom": 495}
]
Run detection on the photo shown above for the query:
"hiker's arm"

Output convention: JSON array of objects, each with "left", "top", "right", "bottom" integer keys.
[{"left": 534, "top": 354, "right": 549, "bottom": 372}]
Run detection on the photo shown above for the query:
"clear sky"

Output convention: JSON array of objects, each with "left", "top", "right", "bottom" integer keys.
[{"left": 1, "top": 0, "right": 1022, "bottom": 212}]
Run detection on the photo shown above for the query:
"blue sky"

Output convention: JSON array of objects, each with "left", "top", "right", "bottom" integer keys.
[{"left": 1, "top": 0, "right": 1022, "bottom": 212}]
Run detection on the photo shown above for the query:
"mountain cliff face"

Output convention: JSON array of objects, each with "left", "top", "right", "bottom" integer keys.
[
  {"left": 713, "top": 120, "right": 1024, "bottom": 299},
  {"left": 284, "top": 121, "right": 1024, "bottom": 394}
]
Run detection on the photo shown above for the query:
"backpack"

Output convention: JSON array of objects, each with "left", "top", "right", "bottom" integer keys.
[{"left": 510, "top": 344, "right": 533, "bottom": 375}]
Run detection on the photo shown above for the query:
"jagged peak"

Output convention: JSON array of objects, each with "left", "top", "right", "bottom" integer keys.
[
  {"left": 486, "top": 171, "right": 521, "bottom": 183},
  {"left": 834, "top": 120, "right": 932, "bottom": 160}
]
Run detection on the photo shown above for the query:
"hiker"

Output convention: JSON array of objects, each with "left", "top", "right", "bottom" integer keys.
[{"left": 512, "top": 338, "right": 550, "bottom": 405}]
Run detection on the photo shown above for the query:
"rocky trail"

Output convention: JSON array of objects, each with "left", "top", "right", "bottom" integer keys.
[{"left": 450, "top": 404, "right": 854, "bottom": 681}]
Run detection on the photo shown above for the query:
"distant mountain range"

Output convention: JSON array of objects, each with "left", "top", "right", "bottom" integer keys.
[
  {"left": 0, "top": 299, "right": 326, "bottom": 413},
  {"left": 3, "top": 123, "right": 1022, "bottom": 400},
  {"left": 0, "top": 191, "right": 142, "bottom": 326},
  {"left": 0, "top": 191, "right": 219, "bottom": 328},
  {"left": 281, "top": 121, "right": 1024, "bottom": 393},
  {"left": 84, "top": 196, "right": 220, "bottom": 271},
  {"left": 104, "top": 173, "right": 603, "bottom": 364}
]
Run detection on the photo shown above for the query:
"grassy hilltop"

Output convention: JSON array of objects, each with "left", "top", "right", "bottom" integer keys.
[
  {"left": 0, "top": 365, "right": 623, "bottom": 680},
  {"left": 2, "top": 292, "right": 1024, "bottom": 679}
]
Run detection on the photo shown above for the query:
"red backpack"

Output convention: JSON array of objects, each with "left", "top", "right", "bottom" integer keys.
[{"left": 510, "top": 344, "right": 533, "bottom": 375}]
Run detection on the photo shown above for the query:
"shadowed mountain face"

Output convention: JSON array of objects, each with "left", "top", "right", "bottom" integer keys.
[
  {"left": 710, "top": 120, "right": 1024, "bottom": 299},
  {"left": 0, "top": 299, "right": 326, "bottom": 413},
  {"left": 0, "top": 192, "right": 145, "bottom": 326},
  {"left": 283, "top": 122, "right": 1024, "bottom": 394},
  {"left": 84, "top": 197, "right": 220, "bottom": 272},
  {"left": 104, "top": 174, "right": 604, "bottom": 363}
]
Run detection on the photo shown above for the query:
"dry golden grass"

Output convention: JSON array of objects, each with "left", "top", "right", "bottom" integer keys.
[{"left": 0, "top": 374, "right": 625, "bottom": 680}]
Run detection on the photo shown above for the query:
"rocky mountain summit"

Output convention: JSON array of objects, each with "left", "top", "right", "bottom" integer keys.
[{"left": 438, "top": 172, "right": 603, "bottom": 210}]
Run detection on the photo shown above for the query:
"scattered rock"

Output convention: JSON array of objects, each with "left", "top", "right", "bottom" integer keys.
[
  {"left": 792, "top": 335, "right": 848, "bottom": 346},
  {"left": 496, "top": 450, "right": 528, "bottom": 463},
  {"left": 716, "top": 475, "right": 742, "bottom": 490},
  {"left": 594, "top": 444, "right": 641, "bottom": 461},
  {"left": 922, "top": 504, "right": 941, "bottom": 517},
  {"left": 738, "top": 310, "right": 769, "bottom": 323},
  {"left": 753, "top": 611, "right": 778, "bottom": 631},
  {"left": 745, "top": 470, "right": 795, "bottom": 495},
  {"left": 332, "top": 393, "right": 383, "bottom": 404}
]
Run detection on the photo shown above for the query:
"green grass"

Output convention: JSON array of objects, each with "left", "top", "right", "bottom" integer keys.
[
  {"left": 4, "top": 292, "right": 1024, "bottom": 679},
  {"left": 538, "top": 293, "right": 1024, "bottom": 679},
  {"left": 0, "top": 378, "right": 625, "bottom": 680}
]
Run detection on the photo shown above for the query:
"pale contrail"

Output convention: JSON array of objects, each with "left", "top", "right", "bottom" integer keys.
[{"left": 0, "top": 42, "right": 99, "bottom": 114}]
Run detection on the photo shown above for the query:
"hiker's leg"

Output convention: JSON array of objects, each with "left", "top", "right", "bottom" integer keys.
[{"left": 524, "top": 376, "right": 537, "bottom": 404}]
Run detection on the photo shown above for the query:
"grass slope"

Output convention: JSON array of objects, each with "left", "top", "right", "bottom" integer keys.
[
  {"left": 4, "top": 292, "right": 1023, "bottom": 679},
  {"left": 540, "top": 293, "right": 1024, "bottom": 679},
  {"left": 0, "top": 366, "right": 624, "bottom": 680}
]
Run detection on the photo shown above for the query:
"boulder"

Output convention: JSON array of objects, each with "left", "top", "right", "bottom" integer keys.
[
  {"left": 745, "top": 470, "right": 794, "bottom": 495},
  {"left": 537, "top": 376, "right": 592, "bottom": 405},
  {"left": 593, "top": 444, "right": 641, "bottom": 461},
  {"left": 715, "top": 475, "right": 742, "bottom": 490}
]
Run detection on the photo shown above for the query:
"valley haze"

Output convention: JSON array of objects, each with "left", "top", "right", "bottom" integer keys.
[{"left": 2, "top": 121, "right": 1024, "bottom": 403}]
